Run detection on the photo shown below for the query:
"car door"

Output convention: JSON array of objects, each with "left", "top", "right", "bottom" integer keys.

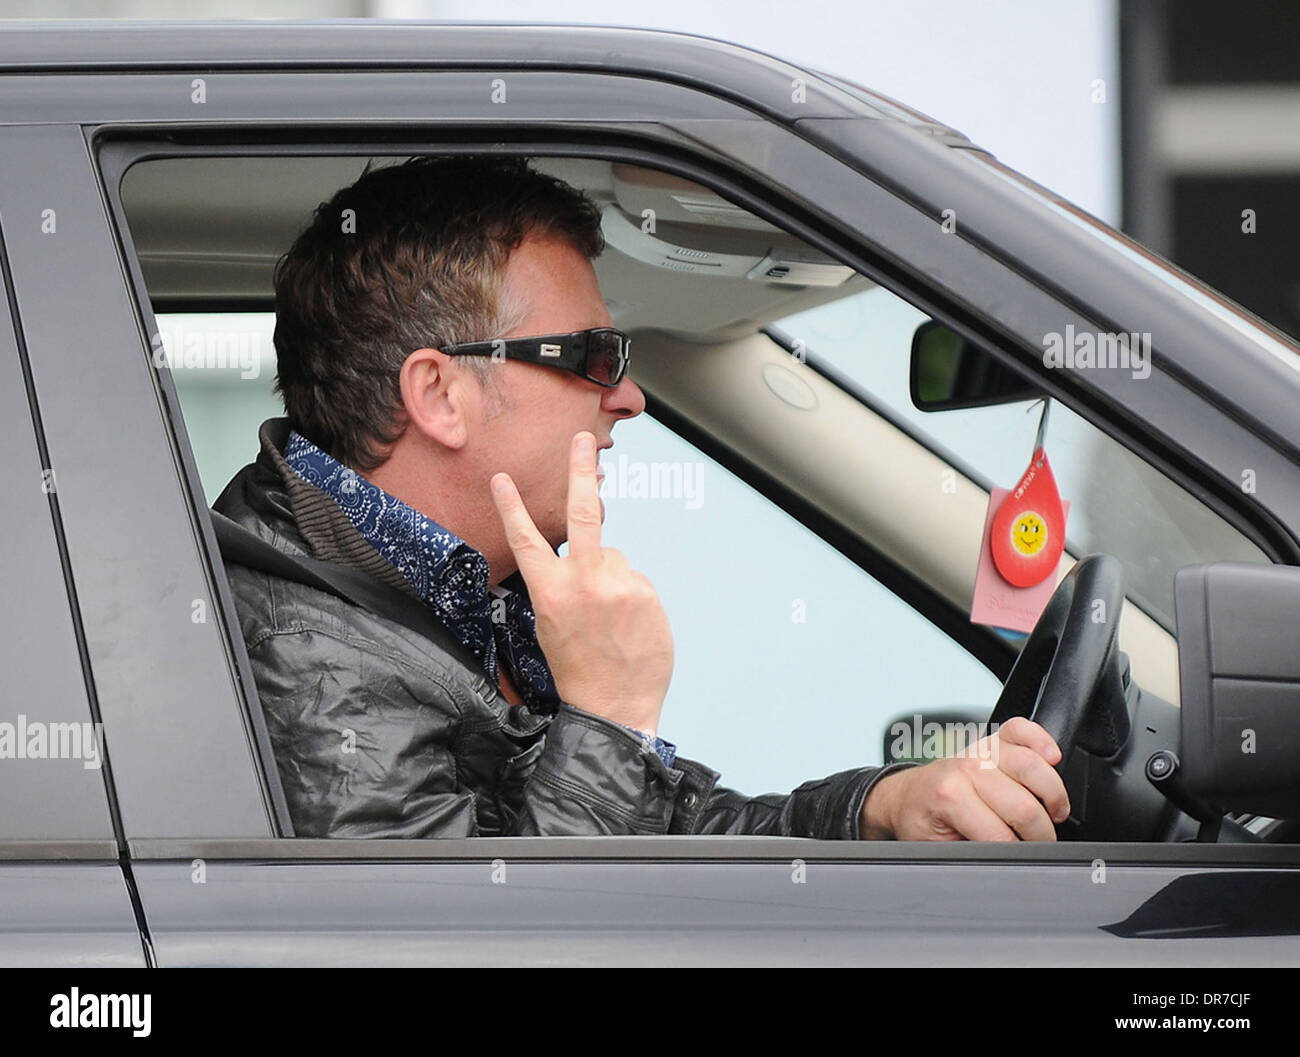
[
  {"left": 10, "top": 22, "right": 1300, "bottom": 965},
  {"left": 0, "top": 161, "right": 147, "bottom": 966}
]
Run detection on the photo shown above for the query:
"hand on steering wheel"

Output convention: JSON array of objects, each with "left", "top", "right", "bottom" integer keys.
[
  {"left": 860, "top": 555, "right": 1130, "bottom": 842},
  {"left": 989, "top": 553, "right": 1128, "bottom": 768}
]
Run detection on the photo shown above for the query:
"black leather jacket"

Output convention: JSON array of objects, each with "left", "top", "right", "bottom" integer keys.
[{"left": 213, "top": 418, "right": 904, "bottom": 838}]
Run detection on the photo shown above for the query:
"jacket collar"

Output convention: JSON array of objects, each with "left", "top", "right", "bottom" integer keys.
[{"left": 254, "top": 417, "right": 416, "bottom": 597}]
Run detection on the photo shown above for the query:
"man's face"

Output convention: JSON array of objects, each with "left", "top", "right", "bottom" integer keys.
[{"left": 469, "top": 230, "right": 645, "bottom": 550}]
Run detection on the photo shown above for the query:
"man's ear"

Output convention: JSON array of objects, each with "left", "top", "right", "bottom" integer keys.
[{"left": 399, "top": 347, "right": 469, "bottom": 450}]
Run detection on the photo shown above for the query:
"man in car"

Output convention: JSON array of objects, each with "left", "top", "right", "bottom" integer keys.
[{"left": 214, "top": 154, "right": 1071, "bottom": 840}]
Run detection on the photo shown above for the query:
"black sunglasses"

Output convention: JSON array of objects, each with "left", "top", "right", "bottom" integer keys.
[{"left": 442, "top": 327, "right": 631, "bottom": 388}]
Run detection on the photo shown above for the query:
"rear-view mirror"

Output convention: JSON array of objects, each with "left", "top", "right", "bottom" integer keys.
[{"left": 910, "top": 320, "right": 1039, "bottom": 411}]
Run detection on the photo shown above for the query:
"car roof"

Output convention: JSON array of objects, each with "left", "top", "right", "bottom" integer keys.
[{"left": 0, "top": 19, "right": 972, "bottom": 140}]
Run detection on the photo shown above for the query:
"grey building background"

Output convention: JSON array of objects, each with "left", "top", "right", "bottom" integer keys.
[{"left": 1123, "top": 0, "right": 1300, "bottom": 340}]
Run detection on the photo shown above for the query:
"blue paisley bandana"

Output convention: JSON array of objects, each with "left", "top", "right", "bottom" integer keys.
[{"left": 283, "top": 429, "right": 560, "bottom": 713}]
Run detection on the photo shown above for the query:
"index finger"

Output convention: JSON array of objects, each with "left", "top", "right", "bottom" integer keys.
[
  {"left": 490, "top": 472, "right": 556, "bottom": 583},
  {"left": 566, "top": 431, "right": 603, "bottom": 563}
]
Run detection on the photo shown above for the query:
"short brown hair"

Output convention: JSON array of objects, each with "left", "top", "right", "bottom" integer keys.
[{"left": 272, "top": 155, "right": 605, "bottom": 470}]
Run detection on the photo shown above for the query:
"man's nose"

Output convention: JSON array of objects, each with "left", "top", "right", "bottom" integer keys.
[{"left": 604, "top": 373, "right": 646, "bottom": 420}]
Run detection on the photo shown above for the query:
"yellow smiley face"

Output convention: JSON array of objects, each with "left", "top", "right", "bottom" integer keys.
[{"left": 1011, "top": 511, "right": 1048, "bottom": 556}]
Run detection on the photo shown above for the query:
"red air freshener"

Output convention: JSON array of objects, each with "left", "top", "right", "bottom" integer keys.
[{"left": 989, "top": 447, "right": 1065, "bottom": 588}]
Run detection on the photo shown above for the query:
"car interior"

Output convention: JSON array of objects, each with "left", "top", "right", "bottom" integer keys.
[{"left": 116, "top": 150, "right": 1287, "bottom": 842}]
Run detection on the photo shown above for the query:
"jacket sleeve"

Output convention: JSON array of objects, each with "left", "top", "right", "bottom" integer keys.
[
  {"left": 677, "top": 759, "right": 919, "bottom": 839},
  {"left": 512, "top": 702, "right": 687, "bottom": 835}
]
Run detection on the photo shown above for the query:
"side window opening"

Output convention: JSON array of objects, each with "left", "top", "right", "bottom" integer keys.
[
  {"left": 133, "top": 151, "right": 1005, "bottom": 808},
  {"left": 115, "top": 145, "right": 1232, "bottom": 838}
]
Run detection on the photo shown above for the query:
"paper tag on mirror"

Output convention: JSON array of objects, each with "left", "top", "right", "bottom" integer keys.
[{"left": 971, "top": 486, "right": 1070, "bottom": 633}]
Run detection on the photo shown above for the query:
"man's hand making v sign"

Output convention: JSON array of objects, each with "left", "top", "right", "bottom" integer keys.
[{"left": 489, "top": 430, "right": 674, "bottom": 738}]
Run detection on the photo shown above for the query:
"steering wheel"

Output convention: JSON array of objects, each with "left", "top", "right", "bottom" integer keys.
[{"left": 988, "top": 554, "right": 1129, "bottom": 767}]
